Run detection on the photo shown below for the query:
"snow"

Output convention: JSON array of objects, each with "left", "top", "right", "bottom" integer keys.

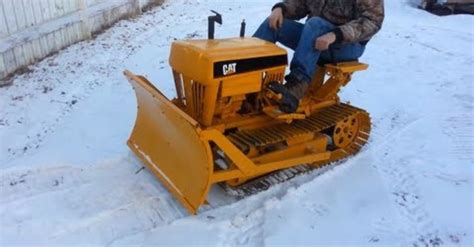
[{"left": 0, "top": 0, "right": 473, "bottom": 246}]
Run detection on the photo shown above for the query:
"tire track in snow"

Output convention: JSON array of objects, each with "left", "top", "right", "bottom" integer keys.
[
  {"left": 0, "top": 155, "right": 189, "bottom": 245},
  {"left": 0, "top": 37, "right": 134, "bottom": 163},
  {"left": 445, "top": 116, "right": 473, "bottom": 162},
  {"left": 370, "top": 113, "right": 443, "bottom": 246},
  {"left": 50, "top": 195, "right": 185, "bottom": 245},
  {"left": 1, "top": 165, "right": 95, "bottom": 204},
  {"left": 224, "top": 208, "right": 266, "bottom": 246}
]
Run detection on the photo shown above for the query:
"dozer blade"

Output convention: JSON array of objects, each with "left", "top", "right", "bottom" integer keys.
[{"left": 124, "top": 70, "right": 213, "bottom": 214}]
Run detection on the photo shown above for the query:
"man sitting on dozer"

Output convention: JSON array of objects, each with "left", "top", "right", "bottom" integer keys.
[{"left": 254, "top": 0, "right": 384, "bottom": 113}]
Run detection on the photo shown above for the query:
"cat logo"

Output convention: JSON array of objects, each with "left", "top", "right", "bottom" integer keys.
[{"left": 222, "top": 63, "right": 237, "bottom": 76}]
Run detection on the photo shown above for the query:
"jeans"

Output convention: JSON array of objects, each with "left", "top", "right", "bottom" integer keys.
[{"left": 253, "top": 17, "right": 366, "bottom": 83}]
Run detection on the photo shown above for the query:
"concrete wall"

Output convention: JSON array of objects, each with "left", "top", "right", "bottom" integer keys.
[{"left": 0, "top": 0, "right": 164, "bottom": 83}]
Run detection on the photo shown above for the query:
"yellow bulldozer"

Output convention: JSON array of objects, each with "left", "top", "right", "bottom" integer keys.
[{"left": 124, "top": 12, "right": 371, "bottom": 214}]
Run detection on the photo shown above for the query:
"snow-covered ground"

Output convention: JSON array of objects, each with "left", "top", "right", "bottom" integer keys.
[{"left": 0, "top": 0, "right": 472, "bottom": 246}]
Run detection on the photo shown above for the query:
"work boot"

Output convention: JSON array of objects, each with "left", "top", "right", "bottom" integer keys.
[{"left": 268, "top": 74, "right": 309, "bottom": 113}]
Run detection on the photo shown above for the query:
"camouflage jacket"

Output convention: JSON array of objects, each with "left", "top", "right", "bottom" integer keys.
[{"left": 273, "top": 0, "right": 384, "bottom": 43}]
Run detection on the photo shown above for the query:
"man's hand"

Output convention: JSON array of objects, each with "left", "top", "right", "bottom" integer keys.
[
  {"left": 269, "top": 8, "right": 284, "bottom": 30},
  {"left": 315, "top": 32, "right": 336, "bottom": 51}
]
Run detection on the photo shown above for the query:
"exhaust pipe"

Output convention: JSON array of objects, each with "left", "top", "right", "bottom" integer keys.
[{"left": 208, "top": 10, "right": 222, "bottom": 40}]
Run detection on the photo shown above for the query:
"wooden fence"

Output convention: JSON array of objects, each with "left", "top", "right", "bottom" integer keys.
[{"left": 0, "top": 0, "right": 163, "bottom": 83}]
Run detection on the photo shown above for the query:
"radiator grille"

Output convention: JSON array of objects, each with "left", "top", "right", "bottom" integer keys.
[{"left": 191, "top": 81, "right": 206, "bottom": 120}]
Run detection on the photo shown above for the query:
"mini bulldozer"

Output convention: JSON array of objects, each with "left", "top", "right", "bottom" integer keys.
[{"left": 124, "top": 12, "right": 371, "bottom": 214}]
